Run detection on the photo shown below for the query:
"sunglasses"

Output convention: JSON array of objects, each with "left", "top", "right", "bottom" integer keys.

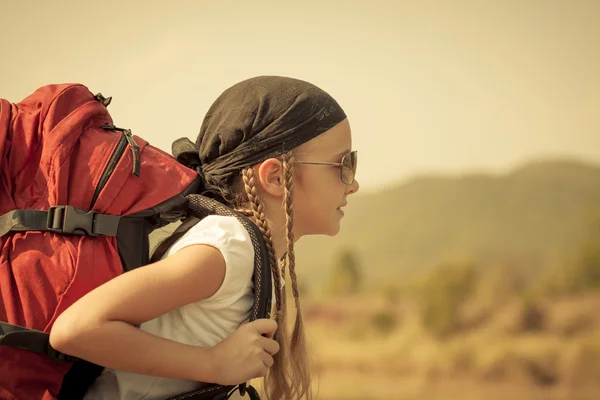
[{"left": 295, "top": 150, "right": 357, "bottom": 185}]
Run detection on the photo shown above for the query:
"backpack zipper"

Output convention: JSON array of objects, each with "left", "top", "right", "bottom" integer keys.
[{"left": 89, "top": 124, "right": 141, "bottom": 209}]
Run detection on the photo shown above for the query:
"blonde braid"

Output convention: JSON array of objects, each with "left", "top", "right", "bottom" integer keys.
[
  {"left": 281, "top": 153, "right": 301, "bottom": 310},
  {"left": 278, "top": 257, "right": 289, "bottom": 351},
  {"left": 242, "top": 167, "right": 292, "bottom": 400},
  {"left": 281, "top": 153, "right": 312, "bottom": 399},
  {"left": 279, "top": 258, "right": 287, "bottom": 311},
  {"left": 242, "top": 167, "right": 283, "bottom": 320}
]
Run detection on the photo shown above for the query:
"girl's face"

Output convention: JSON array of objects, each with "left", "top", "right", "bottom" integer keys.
[{"left": 292, "top": 119, "right": 360, "bottom": 237}]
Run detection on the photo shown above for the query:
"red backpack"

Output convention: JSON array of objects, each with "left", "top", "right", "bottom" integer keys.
[{"left": 0, "top": 84, "right": 270, "bottom": 400}]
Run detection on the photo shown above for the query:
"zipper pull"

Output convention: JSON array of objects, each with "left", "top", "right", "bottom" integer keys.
[
  {"left": 102, "top": 124, "right": 141, "bottom": 177},
  {"left": 123, "top": 129, "right": 141, "bottom": 177}
]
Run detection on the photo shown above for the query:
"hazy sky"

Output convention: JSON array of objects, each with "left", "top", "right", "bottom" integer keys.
[{"left": 2, "top": 0, "right": 599, "bottom": 192}]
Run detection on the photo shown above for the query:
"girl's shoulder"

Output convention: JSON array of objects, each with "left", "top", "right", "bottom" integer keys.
[
  {"left": 168, "top": 215, "right": 253, "bottom": 256},
  {"left": 165, "top": 215, "right": 255, "bottom": 306}
]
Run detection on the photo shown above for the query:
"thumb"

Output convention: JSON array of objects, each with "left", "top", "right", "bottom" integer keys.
[{"left": 250, "top": 318, "right": 278, "bottom": 337}]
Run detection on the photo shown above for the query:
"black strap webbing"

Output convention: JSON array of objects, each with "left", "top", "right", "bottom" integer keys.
[
  {"left": 0, "top": 321, "right": 73, "bottom": 361},
  {"left": 0, "top": 206, "right": 121, "bottom": 237}
]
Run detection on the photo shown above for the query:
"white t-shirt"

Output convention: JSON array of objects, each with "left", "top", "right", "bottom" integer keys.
[{"left": 84, "top": 215, "right": 260, "bottom": 400}]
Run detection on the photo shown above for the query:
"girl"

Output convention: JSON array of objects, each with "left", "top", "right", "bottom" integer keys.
[{"left": 49, "top": 76, "right": 360, "bottom": 400}]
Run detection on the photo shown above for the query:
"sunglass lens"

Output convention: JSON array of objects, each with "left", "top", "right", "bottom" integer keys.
[{"left": 341, "top": 151, "right": 357, "bottom": 185}]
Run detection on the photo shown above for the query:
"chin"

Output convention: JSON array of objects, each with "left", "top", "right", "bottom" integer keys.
[
  {"left": 301, "top": 214, "right": 343, "bottom": 236},
  {"left": 323, "top": 221, "right": 342, "bottom": 236},
  {"left": 303, "top": 222, "right": 340, "bottom": 237}
]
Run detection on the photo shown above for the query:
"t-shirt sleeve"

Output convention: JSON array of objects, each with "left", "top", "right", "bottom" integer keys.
[{"left": 165, "top": 215, "right": 255, "bottom": 307}]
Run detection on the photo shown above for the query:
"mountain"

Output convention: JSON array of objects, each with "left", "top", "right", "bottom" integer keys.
[{"left": 295, "top": 159, "right": 600, "bottom": 290}]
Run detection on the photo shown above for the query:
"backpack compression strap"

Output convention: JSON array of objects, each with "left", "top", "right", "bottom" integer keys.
[
  {"left": 0, "top": 206, "right": 122, "bottom": 361},
  {"left": 0, "top": 322, "right": 73, "bottom": 362},
  {"left": 0, "top": 206, "right": 121, "bottom": 237}
]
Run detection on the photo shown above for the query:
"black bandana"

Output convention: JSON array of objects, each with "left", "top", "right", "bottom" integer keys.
[{"left": 172, "top": 76, "right": 346, "bottom": 200}]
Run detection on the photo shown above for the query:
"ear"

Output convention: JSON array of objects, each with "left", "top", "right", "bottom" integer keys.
[{"left": 255, "top": 158, "right": 285, "bottom": 197}]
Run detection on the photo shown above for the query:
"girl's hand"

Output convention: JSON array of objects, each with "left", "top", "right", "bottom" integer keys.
[{"left": 209, "top": 319, "right": 279, "bottom": 385}]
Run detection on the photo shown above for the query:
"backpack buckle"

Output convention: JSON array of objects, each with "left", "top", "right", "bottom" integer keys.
[{"left": 46, "top": 206, "right": 98, "bottom": 236}]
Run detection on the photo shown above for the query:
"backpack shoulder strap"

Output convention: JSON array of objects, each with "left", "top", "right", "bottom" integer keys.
[
  {"left": 164, "top": 194, "right": 272, "bottom": 400},
  {"left": 184, "top": 194, "right": 273, "bottom": 321}
]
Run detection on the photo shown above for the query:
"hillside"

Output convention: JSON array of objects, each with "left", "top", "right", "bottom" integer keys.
[{"left": 295, "top": 159, "right": 600, "bottom": 291}]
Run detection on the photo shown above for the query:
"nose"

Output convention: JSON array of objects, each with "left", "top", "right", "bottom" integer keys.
[{"left": 347, "top": 178, "right": 359, "bottom": 195}]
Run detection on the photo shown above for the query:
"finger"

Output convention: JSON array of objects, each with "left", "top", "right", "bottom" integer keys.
[
  {"left": 260, "top": 337, "right": 280, "bottom": 356},
  {"left": 250, "top": 318, "right": 278, "bottom": 337},
  {"left": 263, "top": 326, "right": 276, "bottom": 339},
  {"left": 261, "top": 352, "right": 274, "bottom": 368}
]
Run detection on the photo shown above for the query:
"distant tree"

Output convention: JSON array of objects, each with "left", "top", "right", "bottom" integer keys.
[
  {"left": 414, "top": 262, "right": 477, "bottom": 338},
  {"left": 539, "top": 216, "right": 600, "bottom": 297},
  {"left": 574, "top": 217, "right": 600, "bottom": 291},
  {"left": 327, "top": 248, "right": 362, "bottom": 296}
]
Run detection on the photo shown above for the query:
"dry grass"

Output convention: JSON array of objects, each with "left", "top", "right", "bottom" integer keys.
[{"left": 286, "top": 292, "right": 600, "bottom": 400}]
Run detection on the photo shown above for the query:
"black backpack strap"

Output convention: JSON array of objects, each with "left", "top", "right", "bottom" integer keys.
[
  {"left": 167, "top": 384, "right": 233, "bottom": 400},
  {"left": 245, "top": 385, "right": 261, "bottom": 400},
  {"left": 119, "top": 176, "right": 203, "bottom": 272},
  {"left": 0, "top": 321, "right": 73, "bottom": 362},
  {"left": 166, "top": 383, "right": 260, "bottom": 400},
  {"left": 57, "top": 359, "right": 105, "bottom": 400},
  {"left": 185, "top": 194, "right": 272, "bottom": 321},
  {"left": 0, "top": 206, "right": 121, "bottom": 237},
  {"left": 0, "top": 322, "right": 103, "bottom": 400},
  {"left": 164, "top": 194, "right": 272, "bottom": 400}
]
